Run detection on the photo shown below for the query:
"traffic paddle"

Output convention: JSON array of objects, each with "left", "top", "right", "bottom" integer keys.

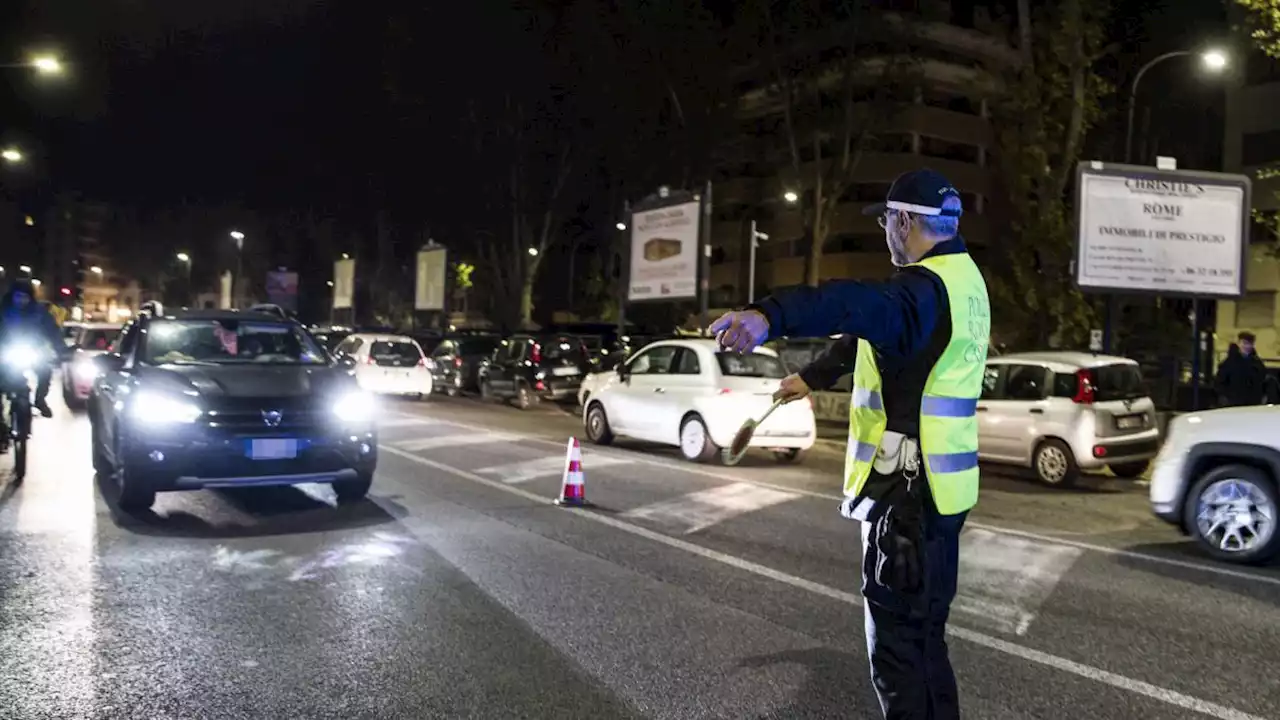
[{"left": 721, "top": 397, "right": 786, "bottom": 466}]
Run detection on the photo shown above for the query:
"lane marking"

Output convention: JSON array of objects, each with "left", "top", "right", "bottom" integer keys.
[
  {"left": 475, "top": 454, "right": 631, "bottom": 485},
  {"left": 623, "top": 482, "right": 799, "bottom": 535},
  {"left": 379, "top": 444, "right": 1269, "bottom": 720},
  {"left": 384, "top": 411, "right": 1280, "bottom": 588},
  {"left": 377, "top": 416, "right": 439, "bottom": 429},
  {"left": 954, "top": 529, "right": 1082, "bottom": 636},
  {"left": 392, "top": 433, "right": 519, "bottom": 452}
]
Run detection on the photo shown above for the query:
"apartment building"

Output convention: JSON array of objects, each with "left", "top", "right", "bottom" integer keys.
[
  {"left": 41, "top": 196, "right": 129, "bottom": 320},
  {"left": 707, "top": 3, "right": 1018, "bottom": 305},
  {"left": 1214, "top": 49, "right": 1280, "bottom": 357}
]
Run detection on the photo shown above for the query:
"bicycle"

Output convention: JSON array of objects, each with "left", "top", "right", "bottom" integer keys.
[{"left": 0, "top": 343, "right": 42, "bottom": 483}]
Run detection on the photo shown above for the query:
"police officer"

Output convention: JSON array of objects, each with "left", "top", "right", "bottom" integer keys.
[{"left": 710, "top": 169, "right": 989, "bottom": 720}]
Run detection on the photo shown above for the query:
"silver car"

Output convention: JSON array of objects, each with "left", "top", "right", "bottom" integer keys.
[{"left": 978, "top": 352, "right": 1160, "bottom": 485}]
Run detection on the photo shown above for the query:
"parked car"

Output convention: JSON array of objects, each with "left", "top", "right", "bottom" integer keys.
[
  {"left": 331, "top": 333, "right": 434, "bottom": 399},
  {"left": 582, "top": 339, "right": 816, "bottom": 464},
  {"left": 310, "top": 326, "right": 353, "bottom": 354},
  {"left": 61, "top": 322, "right": 124, "bottom": 408},
  {"left": 979, "top": 352, "right": 1160, "bottom": 486},
  {"left": 1150, "top": 406, "right": 1280, "bottom": 564},
  {"left": 429, "top": 335, "right": 501, "bottom": 396},
  {"left": 88, "top": 308, "right": 376, "bottom": 511},
  {"left": 479, "top": 334, "right": 591, "bottom": 409}
]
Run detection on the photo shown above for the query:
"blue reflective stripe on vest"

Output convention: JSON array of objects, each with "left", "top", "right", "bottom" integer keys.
[
  {"left": 853, "top": 387, "right": 883, "bottom": 410},
  {"left": 921, "top": 396, "right": 978, "bottom": 418},
  {"left": 854, "top": 441, "right": 877, "bottom": 462},
  {"left": 927, "top": 451, "right": 979, "bottom": 473}
]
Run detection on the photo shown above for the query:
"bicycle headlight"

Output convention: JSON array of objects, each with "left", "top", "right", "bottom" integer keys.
[
  {"left": 130, "top": 391, "right": 202, "bottom": 424},
  {"left": 332, "top": 390, "right": 375, "bottom": 423},
  {"left": 1, "top": 344, "right": 39, "bottom": 372}
]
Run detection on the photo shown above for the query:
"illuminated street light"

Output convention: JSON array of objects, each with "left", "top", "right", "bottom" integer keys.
[
  {"left": 18, "top": 264, "right": 31, "bottom": 273},
  {"left": 176, "top": 252, "right": 191, "bottom": 263},
  {"left": 527, "top": 247, "right": 538, "bottom": 257},
  {"left": 89, "top": 265, "right": 103, "bottom": 275},
  {"left": 1202, "top": 49, "right": 1228, "bottom": 70},
  {"left": 31, "top": 55, "right": 63, "bottom": 76},
  {"left": 326, "top": 280, "right": 335, "bottom": 287},
  {"left": 341, "top": 253, "right": 350, "bottom": 260},
  {"left": 783, "top": 190, "right": 799, "bottom": 204},
  {"left": 2, "top": 148, "right": 23, "bottom": 163},
  {"left": 30, "top": 278, "right": 41, "bottom": 287},
  {"left": 24, "top": 215, "right": 33, "bottom": 226},
  {"left": 615, "top": 222, "right": 627, "bottom": 231}
]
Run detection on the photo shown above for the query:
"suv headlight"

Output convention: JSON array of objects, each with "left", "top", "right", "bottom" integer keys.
[
  {"left": 72, "top": 355, "right": 101, "bottom": 382},
  {"left": 2, "top": 344, "right": 39, "bottom": 372},
  {"left": 332, "top": 391, "right": 375, "bottom": 423},
  {"left": 130, "top": 391, "right": 202, "bottom": 424}
]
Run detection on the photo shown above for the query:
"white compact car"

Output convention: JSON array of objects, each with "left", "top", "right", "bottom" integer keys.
[
  {"left": 332, "top": 333, "right": 434, "bottom": 398},
  {"left": 1151, "top": 406, "right": 1280, "bottom": 565},
  {"left": 978, "top": 352, "right": 1160, "bottom": 485},
  {"left": 582, "top": 339, "right": 816, "bottom": 463},
  {"left": 61, "top": 322, "right": 124, "bottom": 408}
]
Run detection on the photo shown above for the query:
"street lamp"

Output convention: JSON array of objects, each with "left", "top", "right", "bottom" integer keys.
[
  {"left": 2, "top": 148, "right": 23, "bottom": 164},
  {"left": 175, "top": 252, "right": 190, "bottom": 264},
  {"left": 229, "top": 231, "right": 245, "bottom": 307},
  {"left": 1125, "top": 49, "right": 1228, "bottom": 163},
  {"left": 18, "top": 264, "right": 31, "bottom": 273},
  {"left": 30, "top": 278, "right": 41, "bottom": 287},
  {"left": 528, "top": 247, "right": 538, "bottom": 257},
  {"left": 31, "top": 55, "right": 63, "bottom": 76},
  {"left": 175, "top": 253, "right": 193, "bottom": 305},
  {"left": 748, "top": 222, "right": 770, "bottom": 303},
  {"left": 782, "top": 190, "right": 799, "bottom": 204},
  {"left": 615, "top": 222, "right": 627, "bottom": 231},
  {"left": 89, "top": 265, "right": 103, "bottom": 276}
]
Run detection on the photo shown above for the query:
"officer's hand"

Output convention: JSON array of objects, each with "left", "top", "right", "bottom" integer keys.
[
  {"left": 773, "top": 374, "right": 811, "bottom": 404},
  {"left": 709, "top": 310, "right": 769, "bottom": 353}
]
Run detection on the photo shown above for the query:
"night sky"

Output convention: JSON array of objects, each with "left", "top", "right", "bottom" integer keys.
[{"left": 0, "top": 0, "right": 1236, "bottom": 321}]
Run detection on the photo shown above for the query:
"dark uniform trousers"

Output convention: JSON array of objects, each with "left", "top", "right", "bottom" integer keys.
[{"left": 859, "top": 467, "right": 967, "bottom": 720}]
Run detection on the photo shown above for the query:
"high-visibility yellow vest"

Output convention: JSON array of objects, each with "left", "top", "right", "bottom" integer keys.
[{"left": 842, "top": 252, "right": 990, "bottom": 515}]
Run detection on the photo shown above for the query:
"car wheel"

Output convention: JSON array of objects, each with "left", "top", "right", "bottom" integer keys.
[
  {"left": 679, "top": 415, "right": 719, "bottom": 463},
  {"left": 1033, "top": 439, "right": 1078, "bottom": 487},
  {"left": 1184, "top": 464, "right": 1280, "bottom": 565},
  {"left": 116, "top": 462, "right": 157, "bottom": 512},
  {"left": 1109, "top": 461, "right": 1149, "bottom": 479},
  {"left": 334, "top": 471, "right": 373, "bottom": 504},
  {"left": 585, "top": 403, "right": 614, "bottom": 445},
  {"left": 774, "top": 448, "right": 804, "bottom": 464},
  {"left": 513, "top": 383, "right": 535, "bottom": 410},
  {"left": 446, "top": 376, "right": 462, "bottom": 397},
  {"left": 91, "top": 417, "right": 112, "bottom": 476}
]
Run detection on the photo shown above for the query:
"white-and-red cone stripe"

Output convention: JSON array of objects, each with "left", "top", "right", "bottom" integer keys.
[{"left": 557, "top": 437, "right": 587, "bottom": 505}]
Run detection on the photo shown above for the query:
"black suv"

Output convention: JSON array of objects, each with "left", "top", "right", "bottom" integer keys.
[
  {"left": 88, "top": 308, "right": 377, "bottom": 511},
  {"left": 479, "top": 334, "right": 590, "bottom": 409}
]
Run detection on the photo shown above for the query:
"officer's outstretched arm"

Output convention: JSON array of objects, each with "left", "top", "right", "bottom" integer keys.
[{"left": 751, "top": 270, "right": 943, "bottom": 361}]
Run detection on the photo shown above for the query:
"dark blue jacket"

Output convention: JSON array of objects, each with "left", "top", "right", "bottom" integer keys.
[
  {"left": 0, "top": 291, "right": 64, "bottom": 355},
  {"left": 750, "top": 236, "right": 970, "bottom": 435}
]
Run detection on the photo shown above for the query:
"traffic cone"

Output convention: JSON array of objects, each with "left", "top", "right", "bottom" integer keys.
[{"left": 555, "top": 437, "right": 591, "bottom": 507}]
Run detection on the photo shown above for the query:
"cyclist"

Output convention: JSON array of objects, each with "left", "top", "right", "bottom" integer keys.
[{"left": 0, "top": 278, "right": 65, "bottom": 422}]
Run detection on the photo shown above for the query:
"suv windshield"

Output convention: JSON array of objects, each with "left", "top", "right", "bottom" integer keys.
[
  {"left": 80, "top": 328, "right": 119, "bottom": 351},
  {"left": 1093, "top": 363, "right": 1146, "bottom": 401},
  {"left": 717, "top": 352, "right": 787, "bottom": 378},
  {"left": 143, "top": 319, "right": 327, "bottom": 366}
]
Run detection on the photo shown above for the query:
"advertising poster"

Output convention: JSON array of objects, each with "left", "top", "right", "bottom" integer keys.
[
  {"left": 414, "top": 247, "right": 447, "bottom": 311},
  {"left": 628, "top": 199, "right": 700, "bottom": 302},
  {"left": 266, "top": 270, "right": 299, "bottom": 312},
  {"left": 219, "top": 271, "right": 233, "bottom": 310},
  {"left": 333, "top": 258, "right": 355, "bottom": 310},
  {"left": 1075, "top": 164, "right": 1250, "bottom": 298}
]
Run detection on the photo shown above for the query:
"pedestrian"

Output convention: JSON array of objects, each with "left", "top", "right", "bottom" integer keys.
[
  {"left": 710, "top": 169, "right": 988, "bottom": 720},
  {"left": 1214, "top": 332, "right": 1267, "bottom": 407}
]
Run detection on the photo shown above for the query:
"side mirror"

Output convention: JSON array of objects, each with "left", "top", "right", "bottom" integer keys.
[{"left": 95, "top": 353, "right": 125, "bottom": 374}]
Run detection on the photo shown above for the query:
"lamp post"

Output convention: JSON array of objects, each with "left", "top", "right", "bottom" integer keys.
[
  {"left": 748, "top": 222, "right": 770, "bottom": 304},
  {"left": 229, "top": 231, "right": 245, "bottom": 307},
  {"left": 176, "top": 252, "right": 192, "bottom": 305}
]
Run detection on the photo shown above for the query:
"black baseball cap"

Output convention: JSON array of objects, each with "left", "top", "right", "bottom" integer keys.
[{"left": 862, "top": 168, "right": 963, "bottom": 218}]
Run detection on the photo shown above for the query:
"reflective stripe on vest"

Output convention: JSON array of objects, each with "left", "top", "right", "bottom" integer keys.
[{"left": 842, "top": 252, "right": 990, "bottom": 515}]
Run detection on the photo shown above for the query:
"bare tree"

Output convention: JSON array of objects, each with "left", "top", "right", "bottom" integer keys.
[{"left": 755, "top": 0, "right": 911, "bottom": 286}]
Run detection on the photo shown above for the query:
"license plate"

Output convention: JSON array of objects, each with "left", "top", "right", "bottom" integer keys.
[
  {"left": 552, "top": 367, "right": 580, "bottom": 377},
  {"left": 247, "top": 439, "right": 298, "bottom": 460},
  {"left": 1116, "top": 414, "right": 1143, "bottom": 430}
]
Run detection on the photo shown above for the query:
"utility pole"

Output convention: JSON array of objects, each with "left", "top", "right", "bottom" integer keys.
[{"left": 748, "top": 221, "right": 769, "bottom": 304}]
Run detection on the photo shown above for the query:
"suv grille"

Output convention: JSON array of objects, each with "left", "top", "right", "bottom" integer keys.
[{"left": 204, "top": 405, "right": 325, "bottom": 434}]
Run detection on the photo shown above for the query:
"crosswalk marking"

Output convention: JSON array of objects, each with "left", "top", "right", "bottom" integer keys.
[
  {"left": 953, "top": 528, "right": 1083, "bottom": 636},
  {"left": 622, "top": 482, "right": 799, "bottom": 535},
  {"left": 476, "top": 454, "right": 632, "bottom": 484},
  {"left": 392, "top": 433, "right": 519, "bottom": 452}
]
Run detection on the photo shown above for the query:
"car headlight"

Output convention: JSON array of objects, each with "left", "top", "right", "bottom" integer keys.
[
  {"left": 1, "top": 344, "right": 39, "bottom": 372},
  {"left": 332, "top": 391, "right": 375, "bottom": 423},
  {"left": 130, "top": 391, "right": 202, "bottom": 424},
  {"left": 72, "top": 357, "right": 101, "bottom": 382}
]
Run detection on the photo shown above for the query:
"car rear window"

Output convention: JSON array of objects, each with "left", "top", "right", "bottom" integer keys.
[
  {"left": 81, "top": 329, "right": 119, "bottom": 350},
  {"left": 536, "top": 337, "right": 589, "bottom": 366},
  {"left": 370, "top": 341, "right": 422, "bottom": 367},
  {"left": 1093, "top": 363, "right": 1145, "bottom": 402},
  {"left": 716, "top": 353, "right": 787, "bottom": 378}
]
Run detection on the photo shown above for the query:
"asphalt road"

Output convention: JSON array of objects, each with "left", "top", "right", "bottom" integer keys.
[{"left": 0, "top": 389, "right": 1277, "bottom": 719}]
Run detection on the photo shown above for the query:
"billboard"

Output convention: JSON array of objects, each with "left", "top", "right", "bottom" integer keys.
[
  {"left": 1074, "top": 162, "right": 1250, "bottom": 298},
  {"left": 628, "top": 199, "right": 701, "bottom": 302},
  {"left": 414, "top": 247, "right": 448, "bottom": 311},
  {"left": 333, "top": 258, "right": 355, "bottom": 310},
  {"left": 266, "top": 270, "right": 299, "bottom": 312}
]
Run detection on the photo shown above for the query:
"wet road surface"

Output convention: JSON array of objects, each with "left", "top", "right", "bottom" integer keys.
[{"left": 0, "top": 391, "right": 1276, "bottom": 719}]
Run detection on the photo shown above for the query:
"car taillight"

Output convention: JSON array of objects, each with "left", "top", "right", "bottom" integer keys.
[
  {"left": 417, "top": 357, "right": 426, "bottom": 367},
  {"left": 1073, "top": 369, "right": 1095, "bottom": 404},
  {"left": 717, "top": 389, "right": 732, "bottom": 395},
  {"left": 365, "top": 355, "right": 375, "bottom": 365},
  {"left": 453, "top": 357, "right": 462, "bottom": 368},
  {"left": 531, "top": 343, "right": 542, "bottom": 364}
]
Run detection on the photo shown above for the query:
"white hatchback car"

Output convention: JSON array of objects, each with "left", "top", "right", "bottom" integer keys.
[
  {"left": 332, "top": 333, "right": 434, "bottom": 399},
  {"left": 979, "top": 352, "right": 1160, "bottom": 485},
  {"left": 582, "top": 339, "right": 816, "bottom": 463},
  {"left": 61, "top": 322, "right": 124, "bottom": 408}
]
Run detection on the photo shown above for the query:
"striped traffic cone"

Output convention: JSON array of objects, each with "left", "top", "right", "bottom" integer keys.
[{"left": 554, "top": 437, "right": 591, "bottom": 507}]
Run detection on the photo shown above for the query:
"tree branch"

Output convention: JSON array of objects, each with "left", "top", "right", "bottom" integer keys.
[{"left": 761, "top": 1, "right": 803, "bottom": 180}]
